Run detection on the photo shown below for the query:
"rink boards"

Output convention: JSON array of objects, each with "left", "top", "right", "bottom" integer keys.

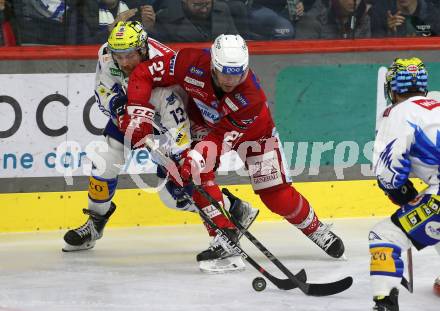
[{"left": 0, "top": 179, "right": 411, "bottom": 232}]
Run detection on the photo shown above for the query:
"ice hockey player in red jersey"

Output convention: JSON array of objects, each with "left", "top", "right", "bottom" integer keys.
[{"left": 121, "top": 34, "right": 345, "bottom": 270}]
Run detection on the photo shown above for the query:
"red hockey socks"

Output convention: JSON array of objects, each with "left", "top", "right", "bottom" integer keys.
[
  {"left": 193, "top": 184, "right": 235, "bottom": 236},
  {"left": 259, "top": 185, "right": 319, "bottom": 236}
]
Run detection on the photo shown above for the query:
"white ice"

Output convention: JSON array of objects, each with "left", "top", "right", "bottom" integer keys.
[{"left": 0, "top": 218, "right": 439, "bottom": 311}]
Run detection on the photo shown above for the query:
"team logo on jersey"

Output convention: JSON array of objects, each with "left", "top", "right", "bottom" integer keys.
[
  {"left": 189, "top": 66, "right": 204, "bottom": 77},
  {"left": 184, "top": 76, "right": 205, "bottom": 88},
  {"left": 169, "top": 55, "right": 176, "bottom": 76},
  {"left": 210, "top": 100, "right": 219, "bottom": 109},
  {"left": 194, "top": 98, "right": 220, "bottom": 124},
  {"left": 166, "top": 92, "right": 177, "bottom": 106},
  {"left": 110, "top": 67, "right": 123, "bottom": 77},
  {"left": 425, "top": 221, "right": 440, "bottom": 240}
]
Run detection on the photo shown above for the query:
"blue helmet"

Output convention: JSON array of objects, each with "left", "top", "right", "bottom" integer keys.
[{"left": 385, "top": 57, "right": 428, "bottom": 103}]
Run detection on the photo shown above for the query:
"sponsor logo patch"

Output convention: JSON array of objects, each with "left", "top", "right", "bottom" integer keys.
[
  {"left": 222, "top": 66, "right": 244, "bottom": 75},
  {"left": 247, "top": 151, "right": 283, "bottom": 190},
  {"left": 224, "top": 97, "right": 238, "bottom": 112},
  {"left": 194, "top": 98, "right": 220, "bottom": 124},
  {"left": 189, "top": 66, "right": 204, "bottom": 77},
  {"left": 412, "top": 99, "right": 440, "bottom": 110},
  {"left": 184, "top": 76, "right": 205, "bottom": 88},
  {"left": 425, "top": 221, "right": 440, "bottom": 240},
  {"left": 234, "top": 93, "right": 249, "bottom": 107},
  {"left": 169, "top": 55, "right": 176, "bottom": 75},
  {"left": 184, "top": 86, "right": 208, "bottom": 100},
  {"left": 110, "top": 67, "right": 123, "bottom": 77}
]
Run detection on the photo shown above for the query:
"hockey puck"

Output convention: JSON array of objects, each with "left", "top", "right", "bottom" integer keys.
[
  {"left": 252, "top": 277, "right": 266, "bottom": 292},
  {"left": 434, "top": 277, "right": 440, "bottom": 297}
]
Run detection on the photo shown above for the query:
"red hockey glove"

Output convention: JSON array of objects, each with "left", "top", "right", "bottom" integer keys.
[
  {"left": 179, "top": 149, "right": 206, "bottom": 184},
  {"left": 118, "top": 103, "right": 155, "bottom": 148}
]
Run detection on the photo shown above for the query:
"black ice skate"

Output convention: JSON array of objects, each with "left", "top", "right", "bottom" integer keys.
[
  {"left": 196, "top": 189, "right": 259, "bottom": 273},
  {"left": 373, "top": 288, "right": 399, "bottom": 311},
  {"left": 222, "top": 188, "right": 259, "bottom": 236},
  {"left": 196, "top": 228, "right": 245, "bottom": 273},
  {"left": 307, "top": 222, "right": 345, "bottom": 258},
  {"left": 62, "top": 202, "right": 116, "bottom": 252}
]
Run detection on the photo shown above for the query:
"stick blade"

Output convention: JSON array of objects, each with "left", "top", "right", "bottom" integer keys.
[
  {"left": 303, "top": 276, "right": 353, "bottom": 297},
  {"left": 275, "top": 269, "right": 307, "bottom": 290}
]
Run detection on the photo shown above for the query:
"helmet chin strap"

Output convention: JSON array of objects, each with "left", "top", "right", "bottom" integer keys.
[{"left": 140, "top": 45, "right": 149, "bottom": 61}]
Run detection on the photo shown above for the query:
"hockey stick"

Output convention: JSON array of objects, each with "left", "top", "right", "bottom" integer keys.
[
  {"left": 191, "top": 196, "right": 307, "bottom": 291},
  {"left": 401, "top": 248, "right": 414, "bottom": 293},
  {"left": 144, "top": 138, "right": 352, "bottom": 295},
  {"left": 141, "top": 137, "right": 307, "bottom": 290},
  {"left": 194, "top": 185, "right": 353, "bottom": 296},
  {"left": 142, "top": 133, "right": 352, "bottom": 295}
]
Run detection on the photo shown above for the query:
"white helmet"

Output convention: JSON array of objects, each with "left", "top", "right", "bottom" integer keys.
[{"left": 211, "top": 34, "right": 249, "bottom": 75}]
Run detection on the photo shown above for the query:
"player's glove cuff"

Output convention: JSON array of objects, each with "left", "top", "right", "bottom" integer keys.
[{"left": 378, "top": 179, "right": 418, "bottom": 206}]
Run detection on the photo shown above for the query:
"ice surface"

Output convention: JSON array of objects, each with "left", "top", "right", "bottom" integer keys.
[{"left": 0, "top": 218, "right": 438, "bottom": 311}]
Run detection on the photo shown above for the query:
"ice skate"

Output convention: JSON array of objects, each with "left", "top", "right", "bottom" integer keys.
[
  {"left": 196, "top": 190, "right": 259, "bottom": 273},
  {"left": 373, "top": 288, "right": 399, "bottom": 311},
  {"left": 222, "top": 188, "right": 259, "bottom": 234},
  {"left": 62, "top": 202, "right": 116, "bottom": 252},
  {"left": 197, "top": 228, "right": 245, "bottom": 274},
  {"left": 307, "top": 222, "right": 345, "bottom": 259}
]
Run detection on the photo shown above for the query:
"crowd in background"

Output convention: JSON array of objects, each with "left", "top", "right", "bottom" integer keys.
[{"left": 0, "top": 0, "right": 440, "bottom": 46}]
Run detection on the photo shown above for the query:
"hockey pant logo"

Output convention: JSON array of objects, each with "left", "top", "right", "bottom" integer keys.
[
  {"left": 88, "top": 176, "right": 117, "bottom": 202},
  {"left": 247, "top": 151, "right": 284, "bottom": 191},
  {"left": 369, "top": 243, "right": 404, "bottom": 278}
]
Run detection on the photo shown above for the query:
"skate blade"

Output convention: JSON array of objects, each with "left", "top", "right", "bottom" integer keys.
[
  {"left": 62, "top": 241, "right": 96, "bottom": 252},
  {"left": 199, "top": 256, "right": 246, "bottom": 274},
  {"left": 335, "top": 253, "right": 348, "bottom": 261}
]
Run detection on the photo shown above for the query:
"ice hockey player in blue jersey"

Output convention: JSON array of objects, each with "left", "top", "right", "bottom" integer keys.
[{"left": 369, "top": 57, "right": 440, "bottom": 311}]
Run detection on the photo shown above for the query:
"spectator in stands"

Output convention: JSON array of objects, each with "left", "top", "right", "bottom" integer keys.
[
  {"left": 0, "top": 0, "right": 16, "bottom": 46},
  {"left": 246, "top": 0, "right": 306, "bottom": 40},
  {"left": 370, "top": 0, "right": 440, "bottom": 37},
  {"left": 296, "top": 0, "right": 371, "bottom": 39},
  {"left": 0, "top": 0, "right": 5, "bottom": 45},
  {"left": 78, "top": 0, "right": 138, "bottom": 44},
  {"left": 224, "top": 0, "right": 254, "bottom": 39},
  {"left": 154, "top": 0, "right": 238, "bottom": 42},
  {"left": 13, "top": 0, "right": 77, "bottom": 45},
  {"left": 78, "top": 1, "right": 164, "bottom": 44}
]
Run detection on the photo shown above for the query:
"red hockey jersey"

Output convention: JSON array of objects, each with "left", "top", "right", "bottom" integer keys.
[{"left": 127, "top": 48, "right": 275, "bottom": 149}]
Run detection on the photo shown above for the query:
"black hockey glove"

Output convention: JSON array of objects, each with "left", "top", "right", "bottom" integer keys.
[
  {"left": 378, "top": 179, "right": 418, "bottom": 206},
  {"left": 110, "top": 94, "right": 127, "bottom": 121}
]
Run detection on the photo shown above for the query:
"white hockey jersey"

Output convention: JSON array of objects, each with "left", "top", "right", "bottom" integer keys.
[{"left": 373, "top": 96, "right": 440, "bottom": 195}]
